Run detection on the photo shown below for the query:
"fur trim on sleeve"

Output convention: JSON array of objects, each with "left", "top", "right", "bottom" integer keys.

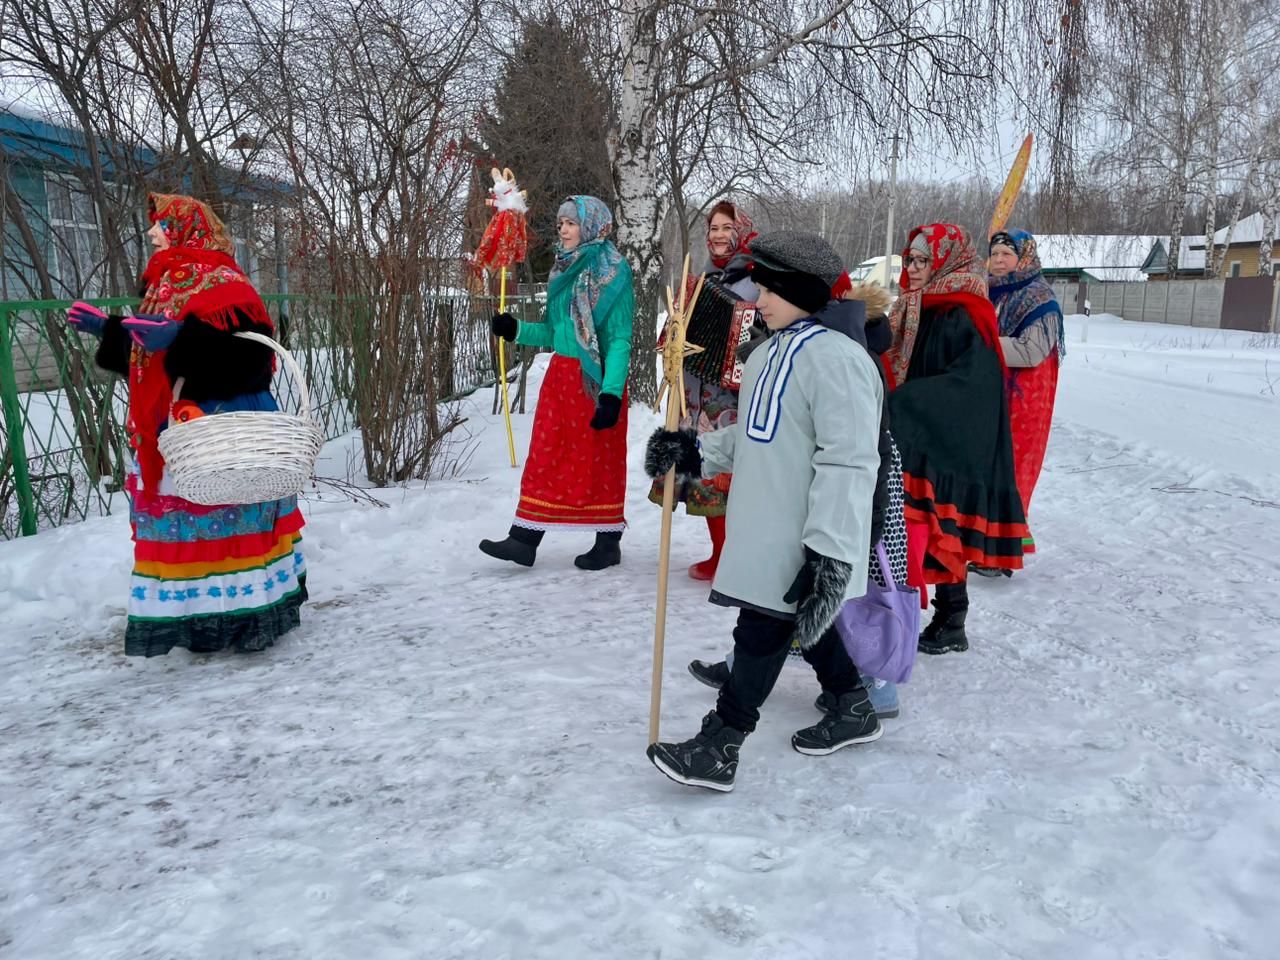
[
  {"left": 644, "top": 428, "right": 702, "bottom": 481},
  {"left": 792, "top": 554, "right": 854, "bottom": 651}
]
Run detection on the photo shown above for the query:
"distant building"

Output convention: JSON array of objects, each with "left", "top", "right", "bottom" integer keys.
[
  {"left": 1144, "top": 214, "right": 1278, "bottom": 280},
  {"left": 1029, "top": 234, "right": 1162, "bottom": 284},
  {"left": 1, "top": 107, "right": 290, "bottom": 300}
]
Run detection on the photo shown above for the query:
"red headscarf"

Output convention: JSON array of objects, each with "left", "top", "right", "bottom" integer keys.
[
  {"left": 885, "top": 223, "right": 1002, "bottom": 386},
  {"left": 129, "top": 193, "right": 272, "bottom": 495},
  {"left": 705, "top": 201, "right": 758, "bottom": 270}
]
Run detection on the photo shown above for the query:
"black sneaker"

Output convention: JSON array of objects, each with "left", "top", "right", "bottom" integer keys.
[
  {"left": 479, "top": 525, "right": 542, "bottom": 567},
  {"left": 688, "top": 659, "right": 730, "bottom": 689},
  {"left": 792, "top": 689, "right": 883, "bottom": 756},
  {"left": 647, "top": 711, "right": 745, "bottom": 792},
  {"left": 918, "top": 609, "right": 968, "bottom": 654},
  {"left": 574, "top": 532, "right": 621, "bottom": 570}
]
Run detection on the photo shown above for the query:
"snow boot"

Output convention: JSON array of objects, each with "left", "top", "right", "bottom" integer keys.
[
  {"left": 574, "top": 531, "right": 622, "bottom": 570},
  {"left": 479, "top": 525, "right": 543, "bottom": 567},
  {"left": 918, "top": 582, "right": 969, "bottom": 655},
  {"left": 688, "top": 658, "right": 731, "bottom": 689},
  {"left": 816, "top": 678, "right": 899, "bottom": 719},
  {"left": 647, "top": 711, "right": 745, "bottom": 792},
  {"left": 792, "top": 688, "right": 883, "bottom": 756},
  {"left": 689, "top": 514, "right": 726, "bottom": 581}
]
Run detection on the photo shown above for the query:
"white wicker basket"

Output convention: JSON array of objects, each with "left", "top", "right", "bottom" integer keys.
[{"left": 157, "top": 331, "right": 324, "bottom": 506}]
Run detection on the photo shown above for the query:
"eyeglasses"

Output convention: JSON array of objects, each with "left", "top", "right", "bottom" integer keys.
[{"left": 905, "top": 256, "right": 931, "bottom": 269}]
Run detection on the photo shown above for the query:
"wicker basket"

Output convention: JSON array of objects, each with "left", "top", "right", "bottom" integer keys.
[{"left": 157, "top": 331, "right": 324, "bottom": 506}]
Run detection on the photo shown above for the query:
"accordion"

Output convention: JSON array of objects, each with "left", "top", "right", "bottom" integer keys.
[{"left": 666, "top": 274, "right": 759, "bottom": 391}]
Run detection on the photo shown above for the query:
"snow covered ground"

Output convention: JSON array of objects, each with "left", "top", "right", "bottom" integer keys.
[{"left": 2, "top": 315, "right": 1279, "bottom": 959}]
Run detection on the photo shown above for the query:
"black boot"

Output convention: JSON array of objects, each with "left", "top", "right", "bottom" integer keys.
[
  {"left": 792, "top": 687, "right": 883, "bottom": 756},
  {"left": 479, "top": 525, "right": 543, "bottom": 567},
  {"left": 968, "top": 562, "right": 1012, "bottom": 579},
  {"left": 688, "top": 659, "right": 731, "bottom": 689},
  {"left": 647, "top": 711, "right": 745, "bottom": 792},
  {"left": 574, "top": 531, "right": 621, "bottom": 570},
  {"left": 918, "top": 582, "right": 969, "bottom": 654}
]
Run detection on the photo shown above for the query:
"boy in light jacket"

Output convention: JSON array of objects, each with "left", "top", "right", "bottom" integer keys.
[{"left": 644, "top": 231, "right": 884, "bottom": 792}]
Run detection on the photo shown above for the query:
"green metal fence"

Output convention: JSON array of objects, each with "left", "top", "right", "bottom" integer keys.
[{"left": 0, "top": 291, "right": 537, "bottom": 539}]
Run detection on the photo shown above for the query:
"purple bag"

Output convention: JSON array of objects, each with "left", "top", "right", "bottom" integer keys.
[{"left": 834, "top": 542, "right": 920, "bottom": 683}]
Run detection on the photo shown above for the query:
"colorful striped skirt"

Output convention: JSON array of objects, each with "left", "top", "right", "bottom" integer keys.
[
  {"left": 514, "top": 354, "right": 628, "bottom": 531},
  {"left": 124, "top": 473, "right": 307, "bottom": 658}
]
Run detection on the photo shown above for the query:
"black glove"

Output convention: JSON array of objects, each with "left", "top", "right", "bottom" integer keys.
[
  {"left": 736, "top": 323, "right": 770, "bottom": 363},
  {"left": 783, "top": 547, "right": 854, "bottom": 651},
  {"left": 589, "top": 392, "right": 622, "bottom": 430},
  {"left": 491, "top": 312, "right": 517, "bottom": 342},
  {"left": 644, "top": 428, "right": 701, "bottom": 480}
]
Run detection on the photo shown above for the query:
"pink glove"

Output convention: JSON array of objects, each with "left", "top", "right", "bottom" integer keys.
[
  {"left": 122, "top": 313, "right": 180, "bottom": 352},
  {"left": 67, "top": 301, "right": 108, "bottom": 337}
]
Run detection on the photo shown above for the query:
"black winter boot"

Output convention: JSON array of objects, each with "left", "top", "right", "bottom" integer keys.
[
  {"left": 688, "top": 659, "right": 731, "bottom": 689},
  {"left": 647, "top": 711, "right": 745, "bottom": 792},
  {"left": 918, "top": 582, "right": 969, "bottom": 654},
  {"left": 574, "top": 531, "right": 622, "bottom": 570},
  {"left": 968, "top": 562, "right": 1012, "bottom": 579},
  {"left": 479, "top": 525, "right": 544, "bottom": 567},
  {"left": 792, "top": 687, "right": 883, "bottom": 756}
]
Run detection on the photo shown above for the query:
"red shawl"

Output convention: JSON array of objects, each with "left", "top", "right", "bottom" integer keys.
[
  {"left": 129, "top": 193, "right": 272, "bottom": 494},
  {"left": 885, "top": 222, "right": 1003, "bottom": 387}
]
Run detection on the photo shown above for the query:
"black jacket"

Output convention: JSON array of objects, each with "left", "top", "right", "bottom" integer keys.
[{"left": 95, "top": 308, "right": 274, "bottom": 402}]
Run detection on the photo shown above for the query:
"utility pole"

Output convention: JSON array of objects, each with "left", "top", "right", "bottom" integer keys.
[
  {"left": 883, "top": 133, "right": 901, "bottom": 289},
  {"left": 820, "top": 202, "right": 828, "bottom": 241}
]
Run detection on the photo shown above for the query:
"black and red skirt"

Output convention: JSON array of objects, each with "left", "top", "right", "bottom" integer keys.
[{"left": 889, "top": 306, "right": 1028, "bottom": 583}]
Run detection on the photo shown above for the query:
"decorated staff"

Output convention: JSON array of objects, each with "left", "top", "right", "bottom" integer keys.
[
  {"left": 474, "top": 166, "right": 529, "bottom": 467},
  {"left": 648, "top": 256, "right": 705, "bottom": 744},
  {"left": 988, "top": 133, "right": 1033, "bottom": 239}
]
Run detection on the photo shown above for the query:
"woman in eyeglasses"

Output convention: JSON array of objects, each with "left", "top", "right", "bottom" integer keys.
[{"left": 883, "top": 224, "right": 1028, "bottom": 655}]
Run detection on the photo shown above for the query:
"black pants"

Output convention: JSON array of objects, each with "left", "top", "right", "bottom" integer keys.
[
  {"left": 715, "top": 608, "right": 860, "bottom": 734},
  {"left": 935, "top": 580, "right": 968, "bottom": 611}
]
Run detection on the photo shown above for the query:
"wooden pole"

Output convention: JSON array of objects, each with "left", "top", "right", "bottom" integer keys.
[
  {"left": 497, "top": 267, "right": 518, "bottom": 468},
  {"left": 649, "top": 256, "right": 705, "bottom": 744}
]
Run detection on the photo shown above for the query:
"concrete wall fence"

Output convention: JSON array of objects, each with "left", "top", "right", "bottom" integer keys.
[{"left": 1079, "top": 277, "right": 1277, "bottom": 333}]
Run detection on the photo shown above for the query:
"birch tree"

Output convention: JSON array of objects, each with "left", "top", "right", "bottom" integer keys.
[{"left": 546, "top": 0, "right": 1088, "bottom": 400}]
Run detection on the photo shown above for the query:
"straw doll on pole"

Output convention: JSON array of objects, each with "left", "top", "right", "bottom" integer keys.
[{"left": 474, "top": 166, "right": 529, "bottom": 467}]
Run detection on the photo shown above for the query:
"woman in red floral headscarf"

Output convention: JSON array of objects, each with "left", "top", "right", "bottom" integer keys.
[
  {"left": 884, "top": 223, "right": 1027, "bottom": 655},
  {"left": 66, "top": 193, "right": 307, "bottom": 658}
]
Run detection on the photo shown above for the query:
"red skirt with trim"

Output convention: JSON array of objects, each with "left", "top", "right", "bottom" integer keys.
[
  {"left": 515, "top": 354, "right": 628, "bottom": 531},
  {"left": 1009, "top": 359, "right": 1060, "bottom": 554}
]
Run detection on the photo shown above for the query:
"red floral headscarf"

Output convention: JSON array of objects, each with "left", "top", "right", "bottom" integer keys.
[
  {"left": 129, "top": 193, "right": 272, "bottom": 495},
  {"left": 705, "top": 201, "right": 758, "bottom": 270},
  {"left": 885, "top": 223, "right": 1003, "bottom": 386}
]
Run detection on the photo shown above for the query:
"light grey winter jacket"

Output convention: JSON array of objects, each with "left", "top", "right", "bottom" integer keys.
[{"left": 700, "top": 305, "right": 883, "bottom": 619}]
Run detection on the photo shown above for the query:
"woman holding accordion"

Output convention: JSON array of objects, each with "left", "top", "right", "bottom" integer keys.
[{"left": 648, "top": 200, "right": 763, "bottom": 581}]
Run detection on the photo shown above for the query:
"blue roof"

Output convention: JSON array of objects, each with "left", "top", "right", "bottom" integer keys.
[{"left": 0, "top": 109, "right": 292, "bottom": 198}]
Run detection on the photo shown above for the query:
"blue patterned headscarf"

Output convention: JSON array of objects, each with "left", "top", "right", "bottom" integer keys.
[
  {"left": 549, "top": 196, "right": 627, "bottom": 397},
  {"left": 988, "top": 229, "right": 1065, "bottom": 366}
]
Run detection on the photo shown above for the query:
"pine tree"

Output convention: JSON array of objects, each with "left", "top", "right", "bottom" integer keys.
[{"left": 478, "top": 15, "right": 615, "bottom": 278}]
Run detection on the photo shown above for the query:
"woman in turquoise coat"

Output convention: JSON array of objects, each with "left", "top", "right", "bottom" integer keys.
[{"left": 480, "top": 196, "right": 634, "bottom": 570}]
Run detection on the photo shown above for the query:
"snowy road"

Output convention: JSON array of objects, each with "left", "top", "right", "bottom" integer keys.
[{"left": 2, "top": 317, "right": 1279, "bottom": 959}]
